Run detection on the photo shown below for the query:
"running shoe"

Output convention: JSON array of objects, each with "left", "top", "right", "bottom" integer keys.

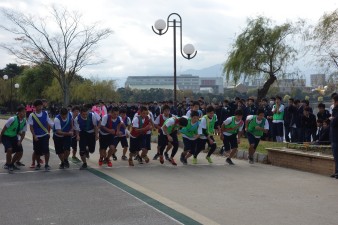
[
  {"left": 159, "top": 156, "right": 164, "bottom": 164},
  {"left": 13, "top": 165, "right": 20, "bottom": 170},
  {"left": 226, "top": 158, "right": 235, "bottom": 165},
  {"left": 249, "top": 157, "right": 254, "bottom": 164},
  {"left": 59, "top": 163, "right": 65, "bottom": 169},
  {"left": 206, "top": 156, "right": 213, "bottom": 163},
  {"left": 3, "top": 164, "right": 9, "bottom": 170},
  {"left": 30, "top": 163, "right": 35, "bottom": 168},
  {"left": 143, "top": 156, "right": 150, "bottom": 163},
  {"left": 80, "top": 163, "right": 88, "bottom": 170},
  {"left": 35, "top": 164, "right": 41, "bottom": 170},
  {"left": 128, "top": 159, "right": 134, "bottom": 166},
  {"left": 45, "top": 165, "right": 51, "bottom": 171},
  {"left": 8, "top": 165, "right": 14, "bottom": 172},
  {"left": 16, "top": 161, "right": 25, "bottom": 167},
  {"left": 192, "top": 158, "right": 197, "bottom": 164},
  {"left": 64, "top": 160, "right": 70, "bottom": 168},
  {"left": 98, "top": 159, "right": 103, "bottom": 166},
  {"left": 170, "top": 158, "right": 177, "bottom": 166},
  {"left": 153, "top": 153, "right": 159, "bottom": 160},
  {"left": 121, "top": 156, "right": 128, "bottom": 161},
  {"left": 107, "top": 160, "right": 113, "bottom": 167},
  {"left": 112, "top": 154, "right": 117, "bottom": 161},
  {"left": 164, "top": 152, "right": 170, "bottom": 161},
  {"left": 180, "top": 155, "right": 185, "bottom": 164},
  {"left": 137, "top": 156, "right": 143, "bottom": 164}
]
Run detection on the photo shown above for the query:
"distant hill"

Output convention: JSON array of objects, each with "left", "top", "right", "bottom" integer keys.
[{"left": 182, "top": 64, "right": 224, "bottom": 77}]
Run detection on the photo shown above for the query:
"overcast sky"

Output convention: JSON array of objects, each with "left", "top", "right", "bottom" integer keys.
[{"left": 0, "top": 0, "right": 337, "bottom": 86}]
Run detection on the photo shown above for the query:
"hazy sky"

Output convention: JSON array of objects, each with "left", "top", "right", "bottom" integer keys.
[{"left": 0, "top": 0, "right": 337, "bottom": 85}]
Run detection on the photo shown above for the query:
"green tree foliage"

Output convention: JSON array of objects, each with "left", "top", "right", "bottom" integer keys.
[
  {"left": 223, "top": 16, "right": 298, "bottom": 101},
  {"left": 312, "top": 8, "right": 338, "bottom": 70}
]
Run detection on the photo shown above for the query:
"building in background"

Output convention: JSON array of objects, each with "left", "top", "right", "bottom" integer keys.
[
  {"left": 125, "top": 75, "right": 224, "bottom": 94},
  {"left": 310, "top": 74, "right": 326, "bottom": 87}
]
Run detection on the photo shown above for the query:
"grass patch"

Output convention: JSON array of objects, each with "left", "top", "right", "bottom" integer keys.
[{"left": 0, "top": 114, "right": 11, "bottom": 120}]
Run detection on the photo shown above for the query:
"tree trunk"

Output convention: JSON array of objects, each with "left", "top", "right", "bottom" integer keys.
[
  {"left": 257, "top": 74, "right": 277, "bottom": 102},
  {"left": 62, "top": 82, "right": 70, "bottom": 106}
]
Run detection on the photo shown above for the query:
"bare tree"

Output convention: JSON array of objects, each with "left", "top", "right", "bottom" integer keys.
[{"left": 0, "top": 5, "right": 113, "bottom": 105}]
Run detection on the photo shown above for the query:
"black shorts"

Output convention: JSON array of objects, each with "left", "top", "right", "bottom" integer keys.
[
  {"left": 53, "top": 135, "right": 71, "bottom": 155},
  {"left": 197, "top": 138, "right": 207, "bottom": 152},
  {"left": 99, "top": 134, "right": 114, "bottom": 150},
  {"left": 71, "top": 136, "right": 78, "bottom": 150},
  {"left": 129, "top": 136, "right": 141, "bottom": 153},
  {"left": 79, "top": 131, "right": 96, "bottom": 156},
  {"left": 182, "top": 137, "right": 197, "bottom": 154},
  {"left": 1, "top": 135, "right": 23, "bottom": 153},
  {"left": 33, "top": 135, "right": 50, "bottom": 156},
  {"left": 144, "top": 134, "right": 151, "bottom": 150},
  {"left": 222, "top": 134, "right": 238, "bottom": 151},
  {"left": 114, "top": 136, "right": 129, "bottom": 148},
  {"left": 272, "top": 122, "right": 284, "bottom": 137},
  {"left": 247, "top": 132, "right": 260, "bottom": 149}
]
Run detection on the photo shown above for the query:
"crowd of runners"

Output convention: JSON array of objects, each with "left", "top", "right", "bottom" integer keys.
[{"left": 1, "top": 94, "right": 338, "bottom": 178}]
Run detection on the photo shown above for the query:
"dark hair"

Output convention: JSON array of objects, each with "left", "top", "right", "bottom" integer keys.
[
  {"left": 111, "top": 107, "right": 119, "bottom": 112},
  {"left": 234, "top": 109, "right": 243, "bottom": 116},
  {"left": 72, "top": 105, "right": 80, "bottom": 112},
  {"left": 206, "top": 105, "right": 214, "bottom": 113},
  {"left": 247, "top": 98, "right": 254, "bottom": 102},
  {"left": 60, "top": 107, "right": 68, "bottom": 115},
  {"left": 140, "top": 106, "right": 148, "bottom": 112},
  {"left": 294, "top": 99, "right": 300, "bottom": 104},
  {"left": 33, "top": 99, "right": 43, "bottom": 107},
  {"left": 334, "top": 95, "right": 338, "bottom": 103},
  {"left": 223, "top": 99, "right": 229, "bottom": 104},
  {"left": 80, "top": 106, "right": 88, "bottom": 113},
  {"left": 318, "top": 103, "right": 325, "bottom": 109},
  {"left": 178, "top": 117, "right": 188, "bottom": 127},
  {"left": 190, "top": 111, "right": 199, "bottom": 118},
  {"left": 304, "top": 107, "right": 311, "bottom": 112},
  {"left": 261, "top": 98, "right": 268, "bottom": 102},
  {"left": 162, "top": 105, "right": 170, "bottom": 111},
  {"left": 331, "top": 92, "right": 337, "bottom": 99},
  {"left": 119, "top": 108, "right": 127, "bottom": 114},
  {"left": 289, "top": 98, "right": 294, "bottom": 103},
  {"left": 276, "top": 96, "right": 282, "bottom": 101},
  {"left": 17, "top": 105, "right": 25, "bottom": 113},
  {"left": 323, "top": 119, "right": 330, "bottom": 125},
  {"left": 257, "top": 107, "right": 265, "bottom": 115},
  {"left": 192, "top": 101, "right": 200, "bottom": 107}
]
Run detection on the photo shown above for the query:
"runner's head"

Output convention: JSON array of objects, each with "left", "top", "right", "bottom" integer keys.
[
  {"left": 191, "top": 101, "right": 200, "bottom": 111},
  {"left": 162, "top": 105, "right": 170, "bottom": 117},
  {"left": 206, "top": 105, "right": 214, "bottom": 119},
  {"left": 80, "top": 106, "right": 89, "bottom": 119},
  {"left": 178, "top": 117, "right": 188, "bottom": 128},
  {"left": 119, "top": 108, "right": 127, "bottom": 117},
  {"left": 256, "top": 108, "right": 265, "bottom": 120},
  {"left": 33, "top": 99, "right": 43, "bottom": 113},
  {"left": 60, "top": 107, "right": 68, "bottom": 120},
  {"left": 72, "top": 106, "right": 80, "bottom": 117},
  {"left": 111, "top": 107, "right": 119, "bottom": 119},
  {"left": 234, "top": 109, "right": 243, "bottom": 121},
  {"left": 17, "top": 105, "right": 26, "bottom": 119},
  {"left": 190, "top": 111, "right": 199, "bottom": 123},
  {"left": 140, "top": 106, "right": 148, "bottom": 118}
]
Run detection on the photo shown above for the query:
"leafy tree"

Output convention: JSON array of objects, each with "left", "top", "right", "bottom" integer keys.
[
  {"left": 312, "top": 9, "right": 338, "bottom": 70},
  {"left": 0, "top": 5, "right": 112, "bottom": 105},
  {"left": 223, "top": 16, "right": 299, "bottom": 101}
]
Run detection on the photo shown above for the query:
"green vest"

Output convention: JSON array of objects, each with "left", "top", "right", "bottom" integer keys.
[
  {"left": 272, "top": 104, "right": 284, "bottom": 120},
  {"left": 163, "top": 117, "right": 179, "bottom": 134},
  {"left": 204, "top": 114, "right": 217, "bottom": 135},
  {"left": 4, "top": 116, "right": 26, "bottom": 138},
  {"left": 180, "top": 118, "right": 199, "bottom": 138},
  {"left": 248, "top": 116, "right": 266, "bottom": 137},
  {"left": 223, "top": 116, "right": 242, "bottom": 134}
]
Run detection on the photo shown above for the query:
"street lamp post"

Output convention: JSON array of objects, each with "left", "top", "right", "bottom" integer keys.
[
  {"left": 3, "top": 74, "right": 19, "bottom": 115},
  {"left": 152, "top": 13, "right": 197, "bottom": 107}
]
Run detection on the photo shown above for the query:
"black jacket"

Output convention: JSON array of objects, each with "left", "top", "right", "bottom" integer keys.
[{"left": 330, "top": 106, "right": 338, "bottom": 143}]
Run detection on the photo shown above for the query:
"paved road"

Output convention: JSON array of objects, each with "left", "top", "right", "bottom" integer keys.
[{"left": 1, "top": 119, "right": 338, "bottom": 225}]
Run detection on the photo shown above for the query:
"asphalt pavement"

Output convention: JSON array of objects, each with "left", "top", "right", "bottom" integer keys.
[{"left": 1, "top": 118, "right": 338, "bottom": 225}]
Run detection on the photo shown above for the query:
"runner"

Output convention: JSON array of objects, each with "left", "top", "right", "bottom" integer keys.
[
  {"left": 0, "top": 106, "right": 27, "bottom": 173},
  {"left": 53, "top": 107, "right": 73, "bottom": 169},
  {"left": 246, "top": 108, "right": 269, "bottom": 164},
  {"left": 28, "top": 99, "right": 54, "bottom": 171},
  {"left": 74, "top": 106, "right": 99, "bottom": 170},
  {"left": 180, "top": 111, "right": 200, "bottom": 165},
  {"left": 221, "top": 109, "right": 244, "bottom": 165},
  {"left": 128, "top": 106, "right": 153, "bottom": 166},
  {"left": 99, "top": 107, "right": 122, "bottom": 167},
  {"left": 70, "top": 106, "right": 80, "bottom": 161},
  {"left": 153, "top": 105, "right": 173, "bottom": 161},
  {"left": 158, "top": 116, "right": 188, "bottom": 165},
  {"left": 195, "top": 105, "right": 220, "bottom": 164},
  {"left": 117, "top": 108, "right": 131, "bottom": 161}
]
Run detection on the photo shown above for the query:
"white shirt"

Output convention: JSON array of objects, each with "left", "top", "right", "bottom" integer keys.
[
  {"left": 161, "top": 117, "right": 176, "bottom": 135},
  {"left": 74, "top": 113, "right": 97, "bottom": 133},
  {"left": 154, "top": 114, "right": 170, "bottom": 125},
  {"left": 330, "top": 104, "right": 334, "bottom": 114},
  {"left": 198, "top": 115, "right": 218, "bottom": 139},
  {"left": 222, "top": 117, "right": 244, "bottom": 136},
  {"left": 28, "top": 111, "right": 54, "bottom": 137},
  {"left": 134, "top": 112, "right": 153, "bottom": 134},
  {"left": 246, "top": 115, "right": 270, "bottom": 138}
]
